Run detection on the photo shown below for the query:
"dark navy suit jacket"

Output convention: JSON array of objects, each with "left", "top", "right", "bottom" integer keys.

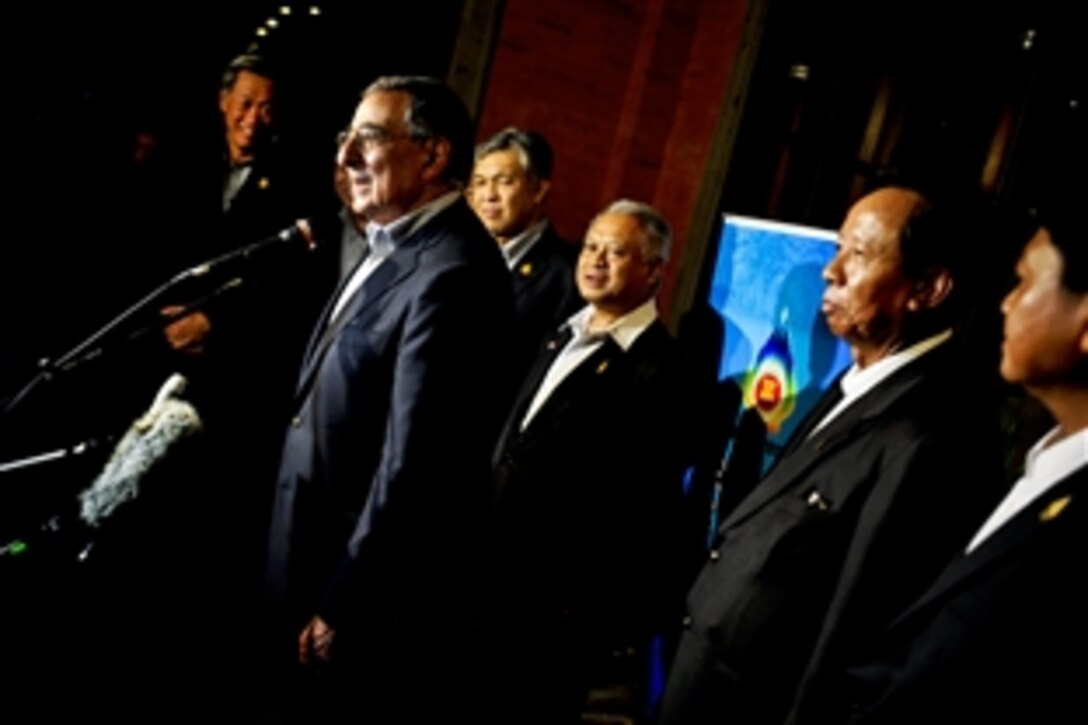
[{"left": 267, "top": 198, "right": 514, "bottom": 640}]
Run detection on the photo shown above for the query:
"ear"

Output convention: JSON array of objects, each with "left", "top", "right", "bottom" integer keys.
[
  {"left": 420, "top": 137, "right": 452, "bottom": 183},
  {"left": 647, "top": 256, "right": 666, "bottom": 289},
  {"left": 218, "top": 89, "right": 230, "bottom": 115},
  {"left": 908, "top": 268, "right": 953, "bottom": 312},
  {"left": 532, "top": 178, "right": 552, "bottom": 206}
]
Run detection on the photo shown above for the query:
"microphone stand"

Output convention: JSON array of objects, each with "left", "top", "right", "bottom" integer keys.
[
  {"left": 2, "top": 269, "right": 191, "bottom": 417},
  {"left": 2, "top": 222, "right": 308, "bottom": 418},
  {"left": 2, "top": 272, "right": 243, "bottom": 418}
]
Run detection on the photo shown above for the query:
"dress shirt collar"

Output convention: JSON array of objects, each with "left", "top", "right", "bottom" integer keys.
[
  {"left": 1024, "top": 426, "right": 1088, "bottom": 487},
  {"left": 501, "top": 219, "right": 548, "bottom": 269},
  {"left": 565, "top": 297, "right": 658, "bottom": 352},
  {"left": 965, "top": 426, "right": 1086, "bottom": 553},
  {"left": 839, "top": 329, "right": 952, "bottom": 401},
  {"left": 364, "top": 190, "right": 462, "bottom": 249}
]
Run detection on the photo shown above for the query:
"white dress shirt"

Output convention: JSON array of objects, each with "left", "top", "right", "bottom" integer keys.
[
  {"left": 966, "top": 427, "right": 1087, "bottom": 553},
  {"left": 808, "top": 329, "right": 953, "bottom": 437},
  {"left": 328, "top": 191, "right": 462, "bottom": 323},
  {"left": 520, "top": 298, "right": 658, "bottom": 431}
]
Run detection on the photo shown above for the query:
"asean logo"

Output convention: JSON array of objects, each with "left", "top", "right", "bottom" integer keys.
[{"left": 754, "top": 373, "right": 783, "bottom": 411}]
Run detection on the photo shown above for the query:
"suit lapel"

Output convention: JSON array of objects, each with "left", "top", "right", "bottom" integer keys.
[
  {"left": 293, "top": 233, "right": 422, "bottom": 401},
  {"left": 725, "top": 354, "right": 935, "bottom": 528},
  {"left": 779, "top": 373, "right": 846, "bottom": 459},
  {"left": 517, "top": 337, "right": 624, "bottom": 444},
  {"left": 511, "top": 228, "right": 558, "bottom": 302},
  {"left": 494, "top": 324, "right": 573, "bottom": 460},
  {"left": 298, "top": 245, "right": 368, "bottom": 371},
  {"left": 890, "top": 466, "right": 1086, "bottom": 628}
]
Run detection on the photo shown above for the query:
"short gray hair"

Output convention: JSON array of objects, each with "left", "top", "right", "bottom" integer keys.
[
  {"left": 596, "top": 199, "right": 672, "bottom": 262},
  {"left": 362, "top": 76, "right": 475, "bottom": 184},
  {"left": 474, "top": 127, "right": 554, "bottom": 181}
]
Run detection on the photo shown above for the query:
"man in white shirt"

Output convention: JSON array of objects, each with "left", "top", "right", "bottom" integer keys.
[
  {"left": 488, "top": 200, "right": 693, "bottom": 724},
  {"left": 845, "top": 195, "right": 1087, "bottom": 724},
  {"left": 660, "top": 186, "right": 1005, "bottom": 725}
]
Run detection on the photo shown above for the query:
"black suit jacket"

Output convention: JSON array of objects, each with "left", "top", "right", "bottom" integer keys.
[
  {"left": 508, "top": 223, "right": 581, "bottom": 381},
  {"left": 659, "top": 344, "right": 1004, "bottom": 725},
  {"left": 267, "top": 198, "right": 514, "bottom": 639},
  {"left": 491, "top": 317, "right": 692, "bottom": 642},
  {"left": 844, "top": 463, "right": 1087, "bottom": 725}
]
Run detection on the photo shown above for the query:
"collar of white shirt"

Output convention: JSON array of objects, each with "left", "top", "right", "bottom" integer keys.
[
  {"left": 565, "top": 297, "right": 659, "bottom": 352},
  {"left": 501, "top": 219, "right": 549, "bottom": 269},
  {"left": 518, "top": 298, "right": 658, "bottom": 432},
  {"left": 966, "top": 426, "right": 1087, "bottom": 553},
  {"left": 329, "top": 190, "right": 462, "bottom": 323},
  {"left": 363, "top": 189, "right": 463, "bottom": 250},
  {"left": 1025, "top": 426, "right": 1088, "bottom": 488},
  {"left": 808, "top": 328, "right": 952, "bottom": 437},
  {"left": 839, "top": 328, "right": 952, "bottom": 400}
]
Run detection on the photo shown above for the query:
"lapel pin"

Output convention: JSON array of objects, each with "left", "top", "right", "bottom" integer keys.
[
  {"left": 806, "top": 489, "right": 830, "bottom": 511},
  {"left": 518, "top": 262, "right": 533, "bottom": 277},
  {"left": 596, "top": 359, "right": 610, "bottom": 374},
  {"left": 258, "top": 176, "right": 271, "bottom": 190},
  {"left": 1039, "top": 495, "right": 1072, "bottom": 523}
]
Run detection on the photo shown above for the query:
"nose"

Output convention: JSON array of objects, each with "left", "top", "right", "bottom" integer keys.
[
  {"left": 337, "top": 136, "right": 361, "bottom": 169},
  {"left": 823, "top": 251, "right": 843, "bottom": 285},
  {"left": 1000, "top": 287, "right": 1015, "bottom": 315}
]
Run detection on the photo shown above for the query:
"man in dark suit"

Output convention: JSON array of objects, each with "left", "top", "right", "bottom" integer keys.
[
  {"left": 488, "top": 199, "right": 692, "bottom": 723},
  {"left": 842, "top": 198, "right": 1087, "bottom": 724},
  {"left": 468, "top": 126, "right": 581, "bottom": 381},
  {"left": 265, "top": 76, "right": 514, "bottom": 720},
  {"left": 658, "top": 186, "right": 1003, "bottom": 725},
  {"left": 161, "top": 53, "right": 329, "bottom": 352}
]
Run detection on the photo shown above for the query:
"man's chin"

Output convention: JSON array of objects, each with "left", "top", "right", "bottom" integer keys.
[{"left": 349, "top": 198, "right": 374, "bottom": 218}]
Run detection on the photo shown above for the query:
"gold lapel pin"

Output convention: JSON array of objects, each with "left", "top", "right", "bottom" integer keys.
[
  {"left": 258, "top": 177, "right": 271, "bottom": 190},
  {"left": 1039, "top": 495, "right": 1072, "bottom": 523},
  {"left": 596, "top": 359, "right": 610, "bottom": 374},
  {"left": 518, "top": 262, "right": 533, "bottom": 277}
]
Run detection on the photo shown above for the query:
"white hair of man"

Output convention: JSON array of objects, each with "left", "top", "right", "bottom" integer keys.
[{"left": 597, "top": 199, "right": 672, "bottom": 262}]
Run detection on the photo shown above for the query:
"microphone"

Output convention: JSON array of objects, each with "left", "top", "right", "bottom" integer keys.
[
  {"left": 78, "top": 373, "right": 202, "bottom": 528},
  {"left": 181, "top": 218, "right": 321, "bottom": 280}
]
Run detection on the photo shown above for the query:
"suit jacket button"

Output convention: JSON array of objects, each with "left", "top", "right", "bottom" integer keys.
[
  {"left": 709, "top": 549, "right": 721, "bottom": 562},
  {"left": 291, "top": 416, "right": 302, "bottom": 427},
  {"left": 682, "top": 615, "right": 693, "bottom": 628}
]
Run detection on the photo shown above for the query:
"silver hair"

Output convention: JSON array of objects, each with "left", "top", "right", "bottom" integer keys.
[
  {"left": 596, "top": 199, "right": 672, "bottom": 261},
  {"left": 473, "top": 127, "right": 554, "bottom": 181}
]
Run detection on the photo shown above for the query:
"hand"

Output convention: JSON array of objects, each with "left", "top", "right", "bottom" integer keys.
[
  {"left": 161, "top": 306, "right": 211, "bottom": 354},
  {"left": 299, "top": 614, "right": 336, "bottom": 666}
]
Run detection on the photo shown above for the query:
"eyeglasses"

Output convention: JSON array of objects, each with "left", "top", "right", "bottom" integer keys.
[{"left": 336, "top": 126, "right": 428, "bottom": 154}]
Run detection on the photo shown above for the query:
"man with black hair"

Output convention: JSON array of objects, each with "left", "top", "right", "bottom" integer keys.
[
  {"left": 842, "top": 197, "right": 1087, "bottom": 724},
  {"left": 469, "top": 127, "right": 580, "bottom": 379},
  {"left": 659, "top": 186, "right": 1004, "bottom": 725}
]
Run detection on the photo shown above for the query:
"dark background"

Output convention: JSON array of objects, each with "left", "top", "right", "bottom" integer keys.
[{"left": 3, "top": 2, "right": 467, "bottom": 390}]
